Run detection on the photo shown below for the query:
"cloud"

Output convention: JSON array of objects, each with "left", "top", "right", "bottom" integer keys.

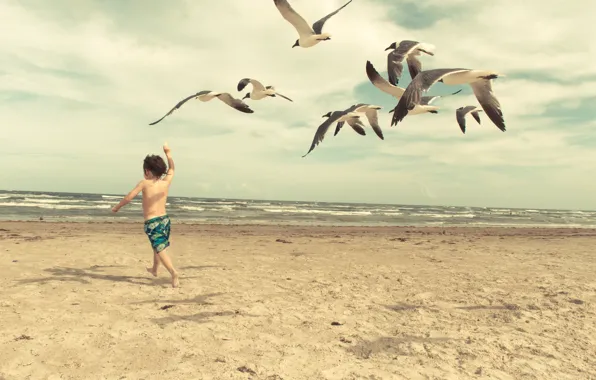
[{"left": 1, "top": 0, "right": 596, "bottom": 210}]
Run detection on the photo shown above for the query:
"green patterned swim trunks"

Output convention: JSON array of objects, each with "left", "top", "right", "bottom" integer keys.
[{"left": 144, "top": 215, "right": 171, "bottom": 253}]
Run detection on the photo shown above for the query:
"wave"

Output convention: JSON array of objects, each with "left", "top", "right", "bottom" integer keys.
[
  {"left": 177, "top": 205, "right": 205, "bottom": 212},
  {"left": 408, "top": 213, "right": 476, "bottom": 218},
  {"left": 0, "top": 202, "right": 111, "bottom": 210},
  {"left": 23, "top": 198, "right": 85, "bottom": 204},
  {"left": 263, "top": 207, "right": 372, "bottom": 216}
]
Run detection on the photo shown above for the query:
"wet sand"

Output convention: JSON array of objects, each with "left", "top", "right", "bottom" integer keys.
[{"left": 1, "top": 221, "right": 595, "bottom": 379}]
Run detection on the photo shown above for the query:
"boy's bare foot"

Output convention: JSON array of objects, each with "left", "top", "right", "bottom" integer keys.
[
  {"left": 171, "top": 272, "right": 180, "bottom": 288},
  {"left": 146, "top": 267, "right": 157, "bottom": 277}
]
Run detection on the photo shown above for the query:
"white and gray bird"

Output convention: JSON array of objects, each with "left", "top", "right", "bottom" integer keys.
[
  {"left": 366, "top": 60, "right": 462, "bottom": 117},
  {"left": 333, "top": 103, "right": 385, "bottom": 140},
  {"left": 385, "top": 40, "right": 435, "bottom": 85},
  {"left": 390, "top": 68, "right": 506, "bottom": 132},
  {"left": 237, "top": 78, "right": 293, "bottom": 102},
  {"left": 388, "top": 89, "right": 462, "bottom": 117},
  {"left": 303, "top": 110, "right": 361, "bottom": 157},
  {"left": 149, "top": 91, "right": 253, "bottom": 125},
  {"left": 456, "top": 105, "right": 483, "bottom": 134},
  {"left": 273, "top": 0, "right": 353, "bottom": 48}
]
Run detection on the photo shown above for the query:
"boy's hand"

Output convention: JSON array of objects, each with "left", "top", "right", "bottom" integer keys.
[
  {"left": 111, "top": 205, "right": 119, "bottom": 213},
  {"left": 163, "top": 142, "right": 171, "bottom": 155}
]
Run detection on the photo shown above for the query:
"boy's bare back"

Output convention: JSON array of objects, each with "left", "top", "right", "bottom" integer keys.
[
  {"left": 111, "top": 143, "right": 175, "bottom": 219},
  {"left": 140, "top": 179, "right": 171, "bottom": 220}
]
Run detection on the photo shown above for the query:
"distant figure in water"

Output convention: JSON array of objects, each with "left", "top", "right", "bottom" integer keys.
[{"left": 111, "top": 142, "right": 179, "bottom": 288}]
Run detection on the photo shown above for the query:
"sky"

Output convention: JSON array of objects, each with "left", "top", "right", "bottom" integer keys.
[{"left": 1, "top": 0, "right": 595, "bottom": 210}]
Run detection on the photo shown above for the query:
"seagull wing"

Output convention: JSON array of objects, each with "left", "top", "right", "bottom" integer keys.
[
  {"left": 215, "top": 92, "right": 254, "bottom": 114},
  {"left": 273, "top": 0, "right": 314, "bottom": 37},
  {"left": 275, "top": 92, "right": 294, "bottom": 102},
  {"left": 148, "top": 92, "right": 209, "bottom": 125},
  {"left": 346, "top": 118, "right": 366, "bottom": 136},
  {"left": 471, "top": 110, "right": 482, "bottom": 124},
  {"left": 405, "top": 55, "right": 422, "bottom": 80},
  {"left": 469, "top": 79, "right": 505, "bottom": 132},
  {"left": 302, "top": 111, "right": 343, "bottom": 157},
  {"left": 456, "top": 106, "right": 476, "bottom": 134},
  {"left": 390, "top": 68, "right": 470, "bottom": 126},
  {"left": 364, "top": 108, "right": 384, "bottom": 140},
  {"left": 396, "top": 40, "right": 421, "bottom": 55},
  {"left": 455, "top": 108, "right": 467, "bottom": 134},
  {"left": 365, "top": 61, "right": 405, "bottom": 99},
  {"left": 237, "top": 78, "right": 266, "bottom": 92},
  {"left": 334, "top": 121, "right": 344, "bottom": 136},
  {"left": 312, "top": 0, "right": 353, "bottom": 35},
  {"left": 387, "top": 50, "right": 404, "bottom": 86}
]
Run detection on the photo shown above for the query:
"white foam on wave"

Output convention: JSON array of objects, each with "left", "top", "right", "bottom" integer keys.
[
  {"left": 263, "top": 208, "right": 372, "bottom": 216},
  {"left": 409, "top": 213, "right": 476, "bottom": 218},
  {"left": 178, "top": 205, "right": 205, "bottom": 212},
  {"left": 0, "top": 202, "right": 111, "bottom": 210},
  {"left": 23, "top": 197, "right": 84, "bottom": 204},
  {"left": 18, "top": 193, "right": 61, "bottom": 198},
  {"left": 101, "top": 195, "right": 121, "bottom": 199}
]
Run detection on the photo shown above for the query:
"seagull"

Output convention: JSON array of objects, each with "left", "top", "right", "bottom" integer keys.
[
  {"left": 237, "top": 78, "right": 293, "bottom": 102},
  {"left": 456, "top": 105, "right": 483, "bottom": 134},
  {"left": 334, "top": 103, "right": 385, "bottom": 140},
  {"left": 365, "top": 60, "right": 406, "bottom": 99},
  {"left": 388, "top": 89, "right": 463, "bottom": 117},
  {"left": 385, "top": 40, "right": 435, "bottom": 85},
  {"left": 273, "top": 0, "right": 353, "bottom": 48},
  {"left": 390, "top": 68, "right": 506, "bottom": 132},
  {"left": 149, "top": 91, "right": 253, "bottom": 125},
  {"left": 367, "top": 60, "right": 461, "bottom": 117},
  {"left": 302, "top": 110, "right": 361, "bottom": 157}
]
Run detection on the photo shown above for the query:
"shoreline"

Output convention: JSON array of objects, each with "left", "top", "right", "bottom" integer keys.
[{"left": 3, "top": 220, "right": 596, "bottom": 236}]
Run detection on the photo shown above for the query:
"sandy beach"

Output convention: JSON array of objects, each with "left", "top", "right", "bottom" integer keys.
[{"left": 1, "top": 221, "right": 595, "bottom": 379}]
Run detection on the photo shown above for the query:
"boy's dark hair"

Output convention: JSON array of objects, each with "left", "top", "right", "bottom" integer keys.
[{"left": 143, "top": 155, "right": 168, "bottom": 177}]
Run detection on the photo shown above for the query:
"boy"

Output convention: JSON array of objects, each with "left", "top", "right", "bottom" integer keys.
[{"left": 111, "top": 142, "right": 179, "bottom": 288}]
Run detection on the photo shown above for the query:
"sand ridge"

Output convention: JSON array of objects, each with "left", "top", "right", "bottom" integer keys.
[{"left": 1, "top": 222, "right": 595, "bottom": 379}]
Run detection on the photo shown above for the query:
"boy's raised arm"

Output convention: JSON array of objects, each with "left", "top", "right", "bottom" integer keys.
[
  {"left": 112, "top": 180, "right": 144, "bottom": 213},
  {"left": 163, "top": 142, "right": 175, "bottom": 184}
]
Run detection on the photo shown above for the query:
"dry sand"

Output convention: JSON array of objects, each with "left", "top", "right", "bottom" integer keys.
[{"left": 1, "top": 221, "right": 595, "bottom": 380}]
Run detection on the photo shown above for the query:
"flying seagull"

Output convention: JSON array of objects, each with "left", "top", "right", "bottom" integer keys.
[
  {"left": 149, "top": 91, "right": 253, "bottom": 125},
  {"left": 367, "top": 60, "right": 462, "bottom": 117},
  {"left": 334, "top": 103, "right": 385, "bottom": 140},
  {"left": 237, "top": 78, "right": 293, "bottom": 102},
  {"left": 273, "top": 0, "right": 353, "bottom": 48},
  {"left": 456, "top": 105, "right": 483, "bottom": 134},
  {"left": 302, "top": 110, "right": 361, "bottom": 157},
  {"left": 365, "top": 60, "right": 406, "bottom": 99},
  {"left": 390, "top": 68, "right": 506, "bottom": 132},
  {"left": 385, "top": 40, "right": 435, "bottom": 85},
  {"left": 388, "top": 89, "right": 463, "bottom": 117}
]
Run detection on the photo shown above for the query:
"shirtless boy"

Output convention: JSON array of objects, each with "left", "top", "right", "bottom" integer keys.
[{"left": 111, "top": 142, "right": 179, "bottom": 288}]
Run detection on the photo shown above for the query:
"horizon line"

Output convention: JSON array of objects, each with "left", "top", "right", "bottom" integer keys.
[{"left": 1, "top": 189, "right": 594, "bottom": 213}]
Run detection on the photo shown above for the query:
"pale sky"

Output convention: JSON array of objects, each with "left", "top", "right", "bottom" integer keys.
[{"left": 2, "top": 0, "right": 595, "bottom": 210}]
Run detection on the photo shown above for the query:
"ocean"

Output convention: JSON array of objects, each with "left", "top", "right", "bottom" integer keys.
[{"left": 0, "top": 190, "right": 595, "bottom": 228}]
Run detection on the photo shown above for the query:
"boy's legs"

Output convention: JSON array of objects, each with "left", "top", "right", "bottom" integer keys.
[
  {"left": 157, "top": 248, "right": 179, "bottom": 288},
  {"left": 146, "top": 252, "right": 161, "bottom": 277}
]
